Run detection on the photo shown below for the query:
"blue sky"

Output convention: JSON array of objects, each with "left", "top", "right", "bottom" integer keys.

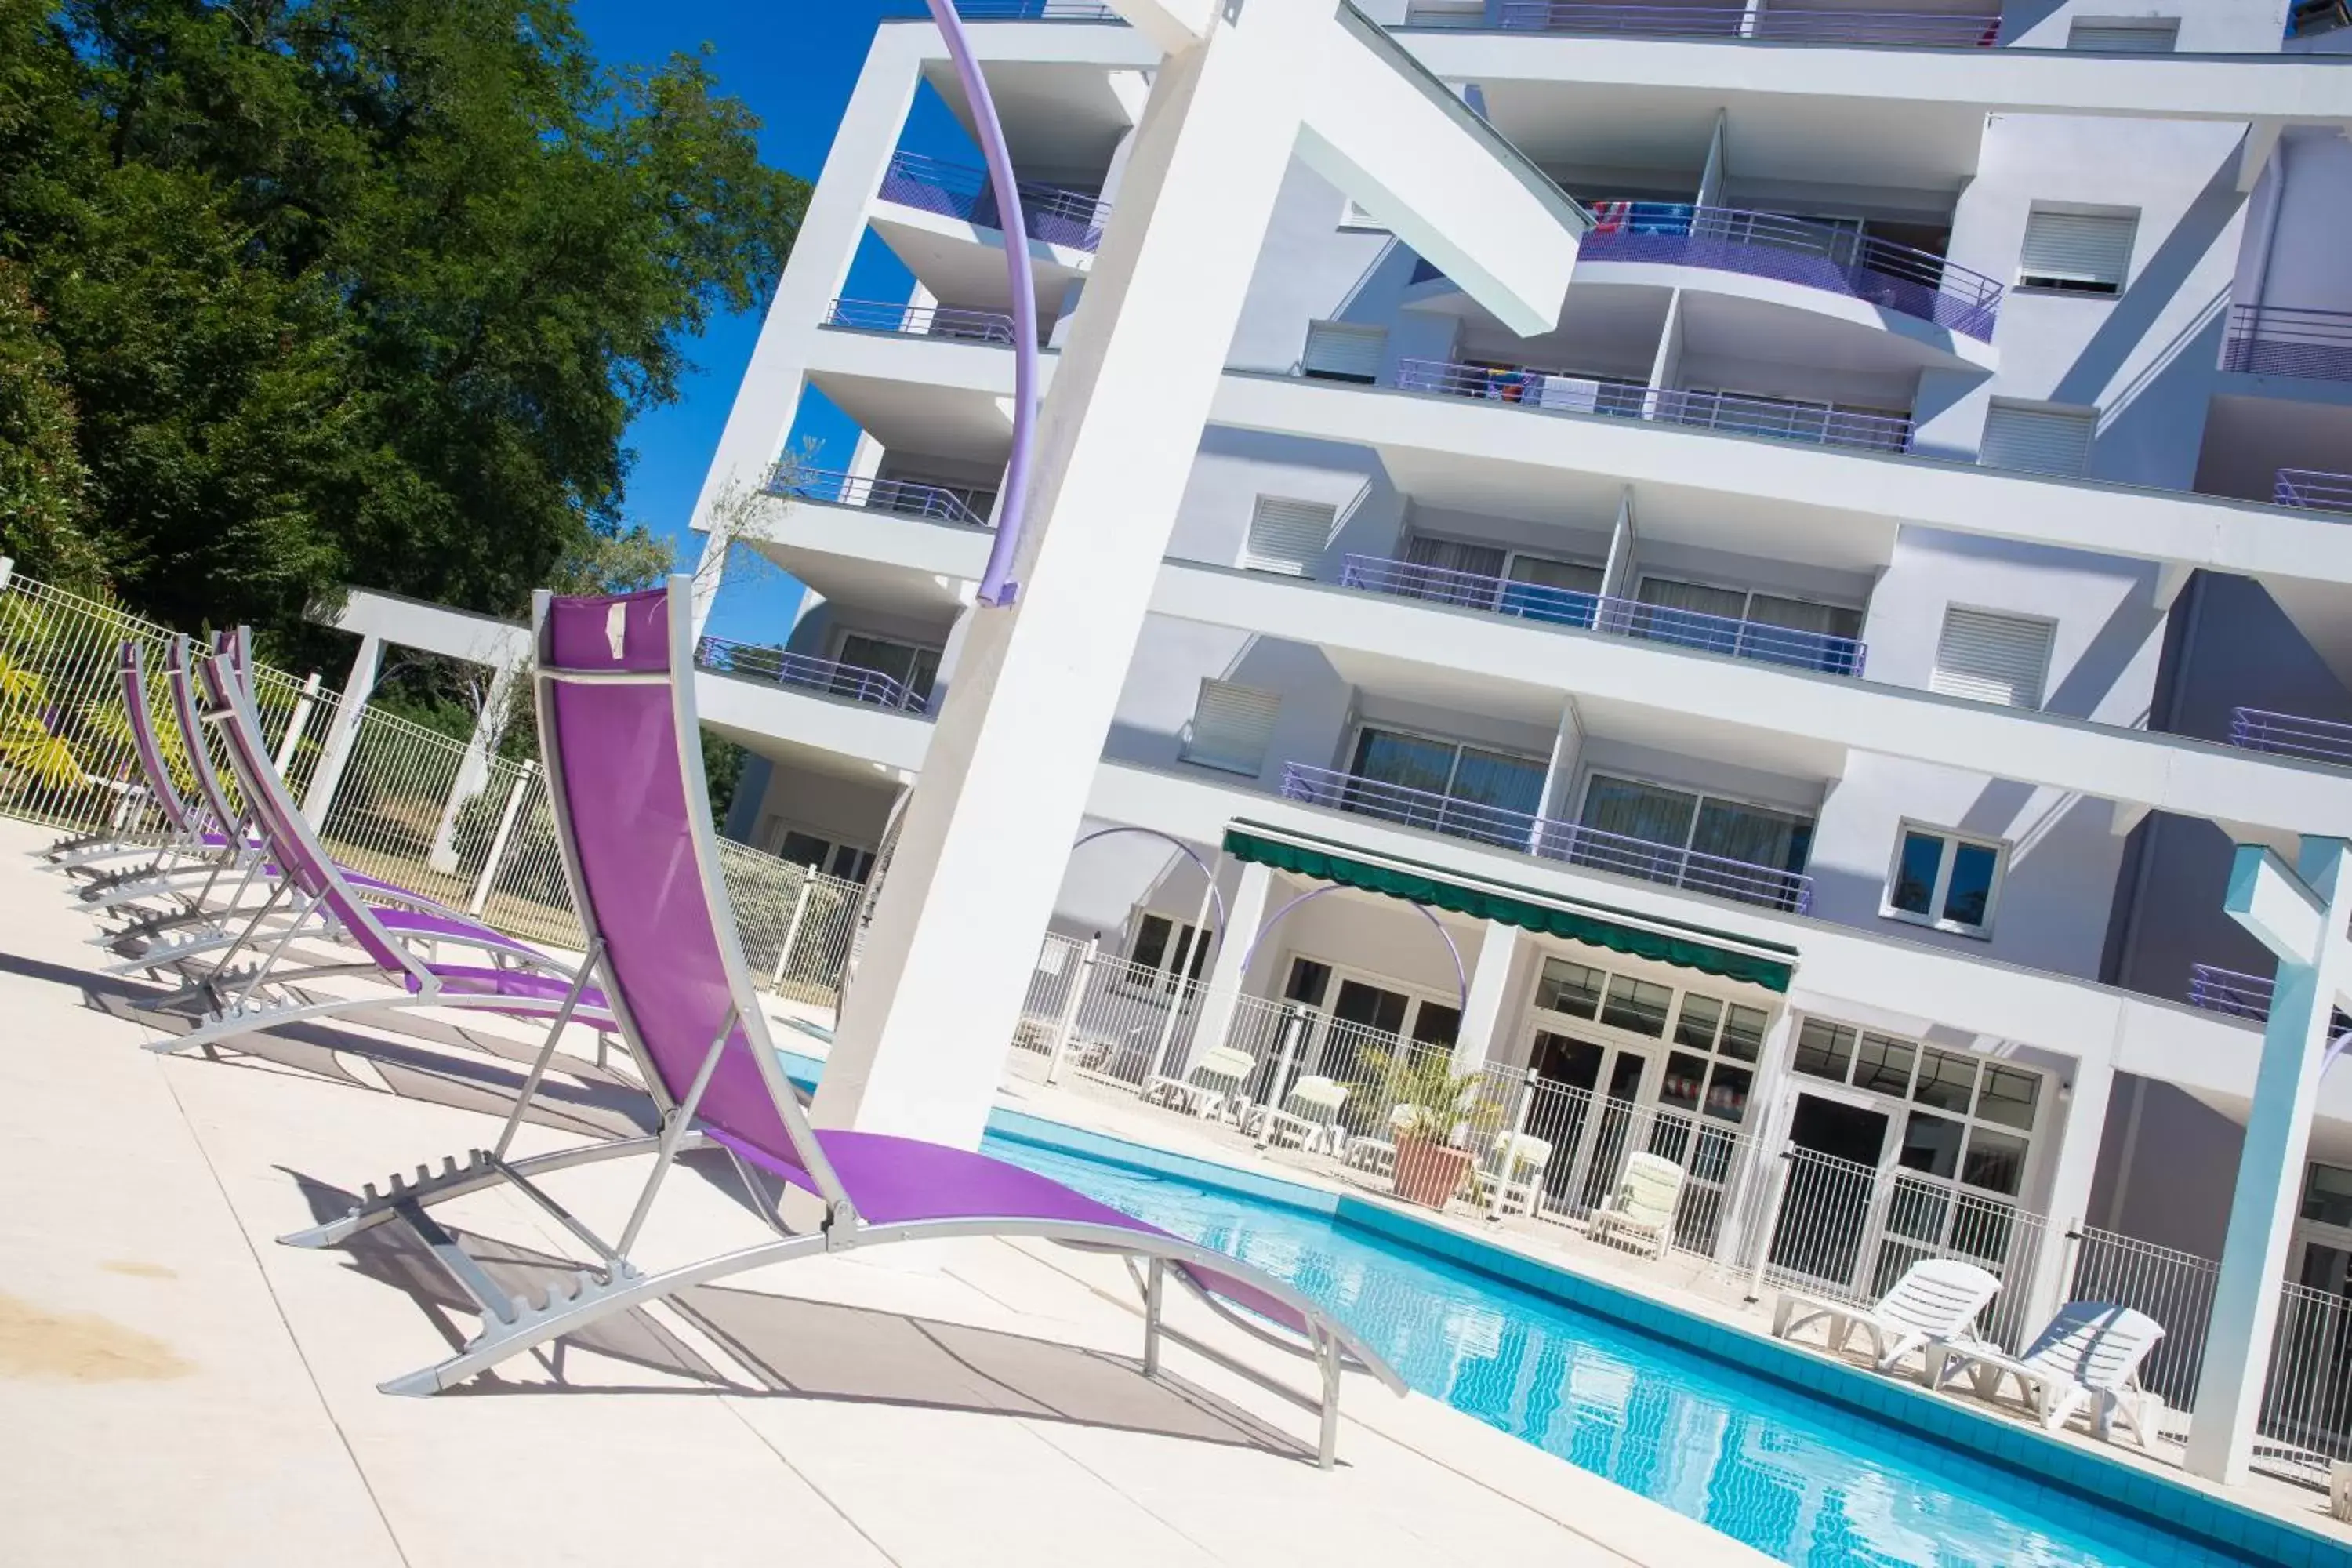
[{"left": 572, "top": 0, "right": 971, "bottom": 640}]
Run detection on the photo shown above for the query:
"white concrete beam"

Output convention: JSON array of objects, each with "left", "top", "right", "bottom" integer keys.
[
  {"left": 2238, "top": 118, "right": 2285, "bottom": 194},
  {"left": 1105, "top": 0, "right": 1218, "bottom": 53},
  {"left": 310, "top": 588, "right": 529, "bottom": 670}
]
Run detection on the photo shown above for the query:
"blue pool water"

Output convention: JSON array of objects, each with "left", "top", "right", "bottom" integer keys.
[{"left": 980, "top": 1129, "right": 2259, "bottom": 1568}]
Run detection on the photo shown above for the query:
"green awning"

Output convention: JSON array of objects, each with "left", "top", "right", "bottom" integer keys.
[{"left": 1225, "top": 826, "right": 1795, "bottom": 993}]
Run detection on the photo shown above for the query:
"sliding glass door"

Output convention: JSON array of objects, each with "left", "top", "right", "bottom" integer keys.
[
  {"left": 1574, "top": 774, "right": 1814, "bottom": 907},
  {"left": 1345, "top": 728, "right": 1548, "bottom": 848}
]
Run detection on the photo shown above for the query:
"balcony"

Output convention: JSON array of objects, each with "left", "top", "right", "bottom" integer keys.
[
  {"left": 1481, "top": 2, "right": 2002, "bottom": 48},
  {"left": 1279, "top": 761, "right": 1814, "bottom": 913},
  {"left": 2277, "top": 468, "right": 2352, "bottom": 514},
  {"left": 764, "top": 466, "right": 994, "bottom": 528},
  {"left": 905, "top": 1, "right": 1121, "bottom": 16},
  {"left": 2187, "top": 963, "right": 2351, "bottom": 1032},
  {"left": 1393, "top": 357, "right": 1915, "bottom": 456},
  {"left": 695, "top": 636, "right": 930, "bottom": 714},
  {"left": 1336, "top": 554, "right": 1867, "bottom": 677},
  {"left": 2230, "top": 706, "right": 2352, "bottom": 768},
  {"left": 877, "top": 150, "right": 1110, "bottom": 253},
  {"left": 822, "top": 297, "right": 1018, "bottom": 347},
  {"left": 1578, "top": 204, "right": 1999, "bottom": 342},
  {"left": 2223, "top": 305, "right": 2352, "bottom": 383}
]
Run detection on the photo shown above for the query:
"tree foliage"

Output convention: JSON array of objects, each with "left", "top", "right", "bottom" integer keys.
[{"left": 0, "top": 0, "right": 805, "bottom": 650}]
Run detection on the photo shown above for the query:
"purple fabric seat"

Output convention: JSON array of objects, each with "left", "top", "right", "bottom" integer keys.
[{"left": 424, "top": 963, "right": 615, "bottom": 1029}]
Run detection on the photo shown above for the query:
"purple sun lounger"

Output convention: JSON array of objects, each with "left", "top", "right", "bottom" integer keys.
[
  {"left": 132, "top": 630, "right": 618, "bottom": 1055},
  {"left": 280, "top": 577, "right": 1403, "bottom": 1465}
]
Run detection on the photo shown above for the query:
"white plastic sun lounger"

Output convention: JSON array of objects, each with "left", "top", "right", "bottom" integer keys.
[
  {"left": 1588, "top": 1152, "right": 1683, "bottom": 1256},
  {"left": 1772, "top": 1256, "right": 2002, "bottom": 1372},
  {"left": 1247, "top": 1076, "right": 1351, "bottom": 1154},
  {"left": 1145, "top": 1044, "right": 1255, "bottom": 1120},
  {"left": 1926, "top": 1301, "right": 2167, "bottom": 1443}
]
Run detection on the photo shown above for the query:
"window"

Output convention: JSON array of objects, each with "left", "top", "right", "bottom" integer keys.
[
  {"left": 1345, "top": 727, "right": 1548, "bottom": 845},
  {"left": 1534, "top": 957, "right": 1604, "bottom": 1018},
  {"left": 1575, "top": 774, "right": 1816, "bottom": 898},
  {"left": 1301, "top": 320, "right": 1387, "bottom": 384},
  {"left": 2303, "top": 1163, "right": 2352, "bottom": 1228},
  {"left": 1663, "top": 990, "right": 1768, "bottom": 1125},
  {"left": 1128, "top": 913, "right": 1209, "bottom": 994},
  {"left": 770, "top": 829, "right": 876, "bottom": 884},
  {"left": 2017, "top": 208, "right": 2136, "bottom": 295},
  {"left": 2067, "top": 17, "right": 2178, "bottom": 50},
  {"left": 1931, "top": 607, "right": 2055, "bottom": 709},
  {"left": 1886, "top": 825, "right": 2005, "bottom": 936},
  {"left": 1790, "top": 1021, "right": 2045, "bottom": 1197},
  {"left": 1181, "top": 681, "right": 1279, "bottom": 776},
  {"left": 1979, "top": 401, "right": 2096, "bottom": 478},
  {"left": 1243, "top": 496, "right": 1335, "bottom": 576},
  {"left": 1634, "top": 576, "right": 1864, "bottom": 673},
  {"left": 835, "top": 632, "right": 942, "bottom": 706}
]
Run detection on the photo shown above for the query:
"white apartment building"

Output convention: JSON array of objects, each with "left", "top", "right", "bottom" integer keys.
[{"left": 685, "top": 0, "right": 2352, "bottom": 1443}]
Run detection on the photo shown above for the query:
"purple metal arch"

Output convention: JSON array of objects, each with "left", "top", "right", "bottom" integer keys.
[
  {"left": 1071, "top": 826, "right": 1229, "bottom": 941},
  {"left": 1238, "top": 882, "right": 1469, "bottom": 1011},
  {"left": 924, "top": 1, "right": 1036, "bottom": 607}
]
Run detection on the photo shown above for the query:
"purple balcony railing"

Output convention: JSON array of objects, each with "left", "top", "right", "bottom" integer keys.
[
  {"left": 1337, "top": 554, "right": 1867, "bottom": 677},
  {"left": 1392, "top": 358, "right": 1916, "bottom": 456},
  {"left": 878, "top": 149, "right": 1110, "bottom": 252},
  {"left": 2223, "top": 304, "right": 2352, "bottom": 382},
  {"left": 1579, "top": 204, "right": 2000, "bottom": 342},
  {"left": 2277, "top": 468, "right": 2352, "bottom": 514},
  {"left": 890, "top": 1, "right": 1123, "bottom": 18},
  {"left": 2229, "top": 707, "right": 2352, "bottom": 767},
  {"left": 766, "top": 466, "right": 991, "bottom": 528},
  {"left": 695, "top": 635, "right": 928, "bottom": 713},
  {"left": 1279, "top": 761, "right": 1814, "bottom": 912},
  {"left": 1490, "top": 2, "right": 2002, "bottom": 46},
  {"left": 2188, "top": 963, "right": 2352, "bottom": 1033},
  {"left": 823, "top": 296, "right": 1018, "bottom": 347}
]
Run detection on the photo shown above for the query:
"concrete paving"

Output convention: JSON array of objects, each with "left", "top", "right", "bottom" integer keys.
[{"left": 0, "top": 818, "right": 1760, "bottom": 1568}]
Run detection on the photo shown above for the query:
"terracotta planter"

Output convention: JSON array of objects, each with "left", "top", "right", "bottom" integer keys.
[{"left": 1392, "top": 1134, "right": 1473, "bottom": 1210}]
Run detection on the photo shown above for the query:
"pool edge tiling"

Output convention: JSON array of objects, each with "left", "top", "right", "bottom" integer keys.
[{"left": 983, "top": 1109, "right": 2350, "bottom": 1568}]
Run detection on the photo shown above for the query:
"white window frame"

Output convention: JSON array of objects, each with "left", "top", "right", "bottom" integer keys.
[
  {"left": 829, "top": 627, "right": 945, "bottom": 699},
  {"left": 1786, "top": 1016, "right": 2046, "bottom": 1202},
  {"left": 764, "top": 820, "right": 877, "bottom": 884},
  {"left": 1632, "top": 572, "right": 1864, "bottom": 633},
  {"left": 1280, "top": 946, "right": 1463, "bottom": 1047},
  {"left": 1880, "top": 820, "right": 2009, "bottom": 938},
  {"left": 1349, "top": 720, "right": 1550, "bottom": 803}
]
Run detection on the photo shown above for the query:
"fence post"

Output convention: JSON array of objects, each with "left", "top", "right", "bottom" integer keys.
[
  {"left": 768, "top": 876, "right": 816, "bottom": 990},
  {"left": 466, "top": 761, "right": 535, "bottom": 919},
  {"left": 273, "top": 671, "right": 323, "bottom": 776},
  {"left": 1044, "top": 939, "right": 1098, "bottom": 1086},
  {"left": 1486, "top": 1079, "right": 1537, "bottom": 1222},
  {"left": 1253, "top": 1005, "right": 1312, "bottom": 1147},
  {"left": 1744, "top": 1149, "right": 1794, "bottom": 1303}
]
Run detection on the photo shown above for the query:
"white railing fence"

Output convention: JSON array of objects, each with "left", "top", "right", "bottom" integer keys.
[{"left": 0, "top": 564, "right": 833, "bottom": 997}]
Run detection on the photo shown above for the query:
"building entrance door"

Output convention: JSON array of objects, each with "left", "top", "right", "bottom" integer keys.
[
  {"left": 1766, "top": 1091, "right": 1893, "bottom": 1294},
  {"left": 1530, "top": 1029, "right": 1654, "bottom": 1213}
]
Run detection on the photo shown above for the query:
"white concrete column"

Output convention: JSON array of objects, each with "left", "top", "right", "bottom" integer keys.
[
  {"left": 1529, "top": 699, "right": 1583, "bottom": 857},
  {"left": 1601, "top": 488, "right": 1638, "bottom": 601},
  {"left": 1181, "top": 858, "right": 1275, "bottom": 1074},
  {"left": 1449, "top": 920, "right": 1520, "bottom": 1075},
  {"left": 2186, "top": 837, "right": 2352, "bottom": 1483},
  {"left": 1725, "top": 1006, "right": 1802, "bottom": 1270},
  {"left": 426, "top": 659, "right": 520, "bottom": 874},
  {"left": 1696, "top": 110, "right": 1727, "bottom": 208},
  {"left": 301, "top": 632, "right": 381, "bottom": 827},
  {"left": 1646, "top": 290, "right": 1686, "bottom": 400},
  {"left": 2021, "top": 1047, "right": 2118, "bottom": 1334}
]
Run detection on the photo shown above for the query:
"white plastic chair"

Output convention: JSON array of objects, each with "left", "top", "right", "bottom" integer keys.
[
  {"left": 1479, "top": 1131, "right": 1554, "bottom": 1217},
  {"left": 1142, "top": 1045, "right": 1255, "bottom": 1120},
  {"left": 1250, "top": 1076, "right": 1352, "bottom": 1154},
  {"left": 1773, "top": 1257, "right": 2002, "bottom": 1372},
  {"left": 1588, "top": 1152, "right": 1685, "bottom": 1258},
  {"left": 1926, "top": 1301, "right": 2168, "bottom": 1443}
]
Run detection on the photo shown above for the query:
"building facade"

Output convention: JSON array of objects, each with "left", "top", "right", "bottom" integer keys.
[{"left": 688, "top": 0, "right": 2352, "bottom": 1443}]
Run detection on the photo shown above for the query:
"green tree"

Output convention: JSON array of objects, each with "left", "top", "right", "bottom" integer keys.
[{"left": 0, "top": 0, "right": 804, "bottom": 650}]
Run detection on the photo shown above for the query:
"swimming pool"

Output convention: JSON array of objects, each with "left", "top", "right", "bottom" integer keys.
[{"left": 978, "top": 1125, "right": 2279, "bottom": 1568}]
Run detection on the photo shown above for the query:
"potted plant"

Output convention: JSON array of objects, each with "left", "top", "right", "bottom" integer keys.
[{"left": 1358, "top": 1047, "right": 1499, "bottom": 1210}]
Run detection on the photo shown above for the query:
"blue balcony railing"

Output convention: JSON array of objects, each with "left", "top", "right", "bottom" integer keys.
[
  {"left": 2188, "top": 963, "right": 2352, "bottom": 1032},
  {"left": 1580, "top": 204, "right": 2001, "bottom": 342},
  {"left": 696, "top": 636, "right": 928, "bottom": 713},
  {"left": 2229, "top": 707, "right": 2352, "bottom": 768},
  {"left": 2277, "top": 468, "right": 2352, "bottom": 514},
  {"left": 1392, "top": 358, "right": 1916, "bottom": 456},
  {"left": 1337, "top": 554, "right": 1867, "bottom": 677},
  {"left": 879, "top": 149, "right": 1111, "bottom": 252},
  {"left": 765, "top": 466, "right": 992, "bottom": 528},
  {"left": 891, "top": 1, "right": 1123, "bottom": 18},
  {"left": 1279, "top": 761, "right": 1814, "bottom": 912},
  {"left": 2223, "top": 305, "right": 2352, "bottom": 382},
  {"left": 1490, "top": 2, "right": 2002, "bottom": 47},
  {"left": 823, "top": 297, "right": 1018, "bottom": 346}
]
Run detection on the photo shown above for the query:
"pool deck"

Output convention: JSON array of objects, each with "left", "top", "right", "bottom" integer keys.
[
  {"left": 0, "top": 818, "right": 1762, "bottom": 1568},
  {"left": 993, "top": 1062, "right": 2352, "bottom": 1555}
]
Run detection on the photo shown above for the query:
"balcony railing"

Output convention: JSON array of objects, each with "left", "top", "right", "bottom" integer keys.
[
  {"left": 2229, "top": 707, "right": 2352, "bottom": 768},
  {"left": 2223, "top": 304, "right": 2352, "bottom": 382},
  {"left": 1488, "top": 2, "right": 2002, "bottom": 47},
  {"left": 765, "top": 466, "right": 992, "bottom": 528},
  {"left": 1392, "top": 358, "right": 1916, "bottom": 456},
  {"left": 2188, "top": 963, "right": 2352, "bottom": 1033},
  {"left": 1337, "top": 554, "right": 1868, "bottom": 677},
  {"left": 1279, "top": 761, "right": 1814, "bottom": 912},
  {"left": 696, "top": 635, "right": 928, "bottom": 713},
  {"left": 894, "top": 1, "right": 1123, "bottom": 17},
  {"left": 2277, "top": 468, "right": 2352, "bottom": 514},
  {"left": 823, "top": 297, "right": 1018, "bottom": 347},
  {"left": 879, "top": 149, "right": 1110, "bottom": 252},
  {"left": 1580, "top": 204, "right": 2000, "bottom": 342}
]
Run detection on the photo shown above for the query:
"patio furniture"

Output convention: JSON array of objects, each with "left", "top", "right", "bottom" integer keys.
[
  {"left": 42, "top": 642, "right": 216, "bottom": 875},
  {"left": 1248, "top": 1076, "right": 1351, "bottom": 1154},
  {"left": 279, "top": 578, "right": 1405, "bottom": 1467},
  {"left": 1472, "top": 1131, "right": 1553, "bottom": 1218},
  {"left": 1587, "top": 1152, "right": 1685, "bottom": 1258},
  {"left": 1342, "top": 1102, "right": 1418, "bottom": 1176},
  {"left": 1771, "top": 1256, "right": 2002, "bottom": 1372},
  {"left": 1143, "top": 1044, "right": 1255, "bottom": 1120},
  {"left": 1926, "top": 1301, "right": 2167, "bottom": 1444}
]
